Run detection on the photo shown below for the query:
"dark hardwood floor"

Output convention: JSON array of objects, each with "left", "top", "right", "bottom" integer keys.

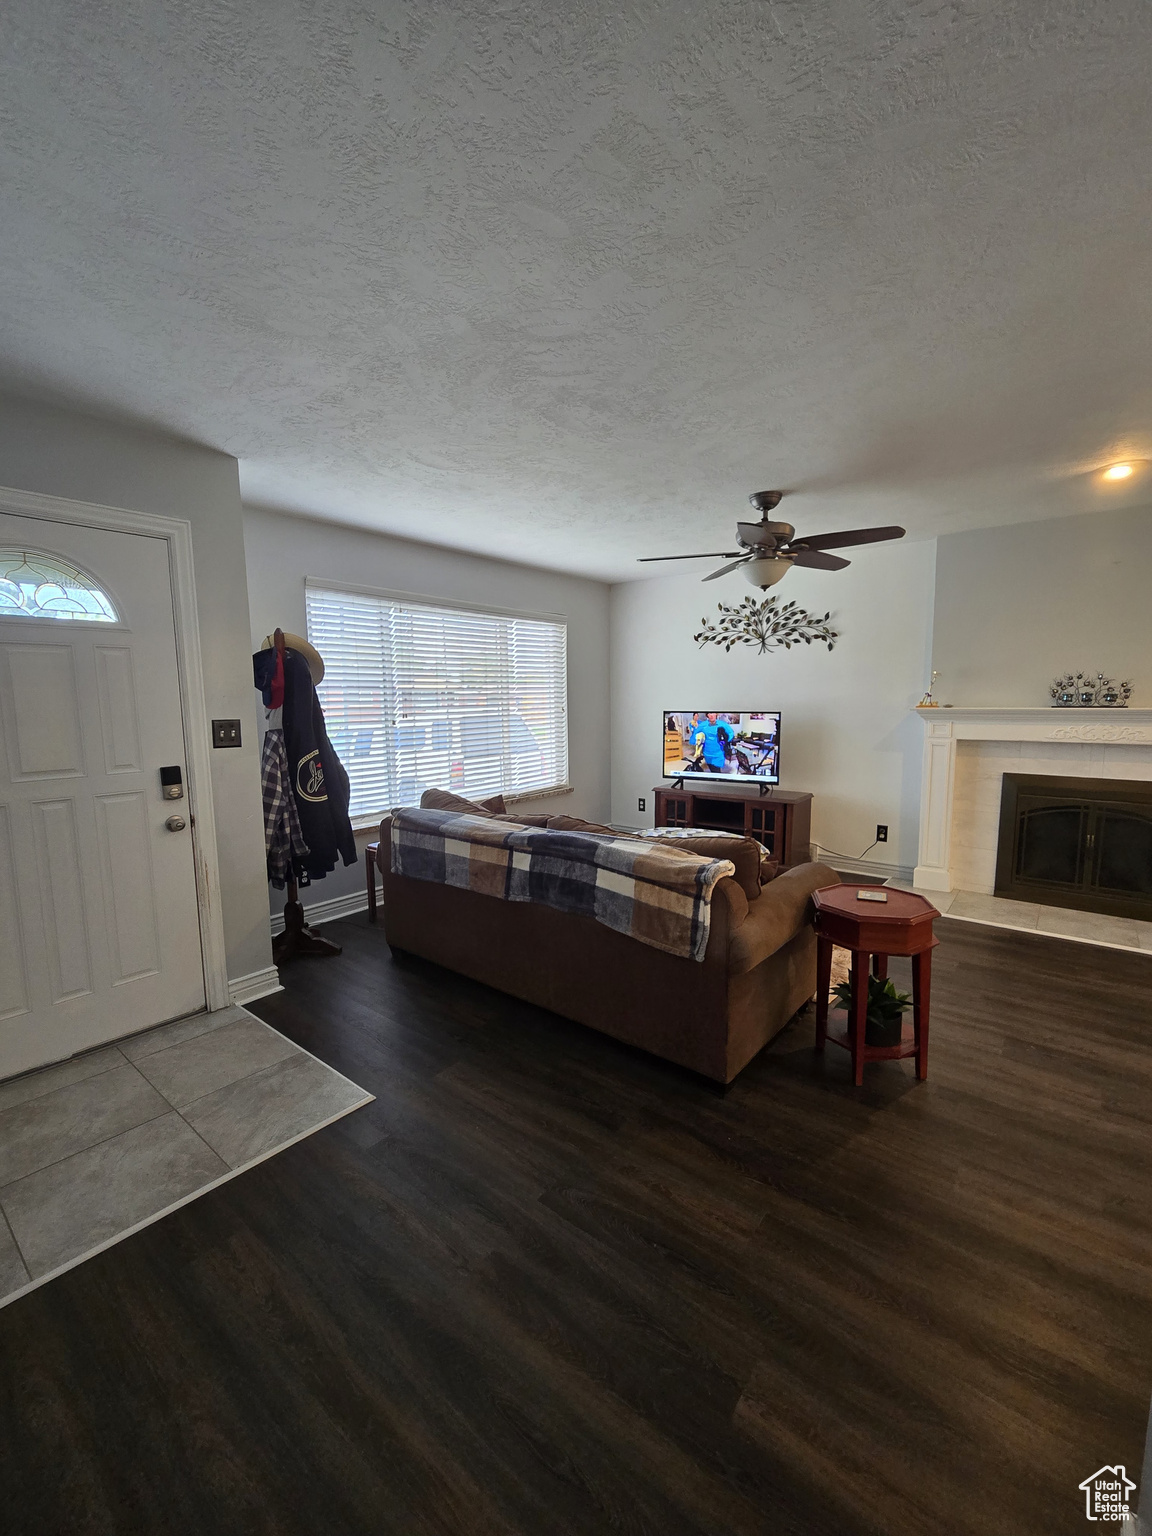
[{"left": 1, "top": 914, "right": 1150, "bottom": 1535}]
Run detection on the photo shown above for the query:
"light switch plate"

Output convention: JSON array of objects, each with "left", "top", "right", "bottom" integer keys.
[{"left": 212, "top": 719, "right": 242, "bottom": 748}]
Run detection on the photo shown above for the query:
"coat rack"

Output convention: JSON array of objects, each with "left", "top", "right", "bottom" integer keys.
[{"left": 271, "top": 627, "right": 342, "bottom": 965}]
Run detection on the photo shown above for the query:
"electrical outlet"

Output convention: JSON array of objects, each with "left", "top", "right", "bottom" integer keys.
[
  {"left": 876, "top": 823, "right": 888, "bottom": 843},
  {"left": 638, "top": 797, "right": 646, "bottom": 812}
]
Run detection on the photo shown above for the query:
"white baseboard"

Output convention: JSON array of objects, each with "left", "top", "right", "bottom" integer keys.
[
  {"left": 813, "top": 851, "right": 915, "bottom": 883},
  {"left": 270, "top": 888, "right": 370, "bottom": 936},
  {"left": 228, "top": 966, "right": 283, "bottom": 1006}
]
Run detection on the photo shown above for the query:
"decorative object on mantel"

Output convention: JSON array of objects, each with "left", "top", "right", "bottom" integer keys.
[
  {"left": 918, "top": 669, "right": 940, "bottom": 707},
  {"left": 1049, "top": 671, "right": 1132, "bottom": 708},
  {"left": 694, "top": 594, "right": 838, "bottom": 654}
]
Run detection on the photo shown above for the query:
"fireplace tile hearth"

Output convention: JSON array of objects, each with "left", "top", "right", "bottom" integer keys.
[
  {"left": 948, "top": 891, "right": 1040, "bottom": 927},
  {"left": 887, "top": 879, "right": 1152, "bottom": 953},
  {"left": 1036, "top": 906, "right": 1152, "bottom": 949}
]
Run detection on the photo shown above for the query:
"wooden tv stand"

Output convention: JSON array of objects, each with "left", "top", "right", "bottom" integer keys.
[{"left": 653, "top": 784, "right": 813, "bottom": 866}]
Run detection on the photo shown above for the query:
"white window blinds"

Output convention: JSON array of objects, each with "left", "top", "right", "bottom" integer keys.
[{"left": 305, "top": 585, "right": 569, "bottom": 817}]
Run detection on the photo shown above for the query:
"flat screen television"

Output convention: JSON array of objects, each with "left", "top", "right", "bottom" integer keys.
[{"left": 663, "top": 711, "right": 781, "bottom": 785}]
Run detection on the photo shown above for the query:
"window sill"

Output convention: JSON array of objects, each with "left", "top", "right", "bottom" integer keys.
[
  {"left": 350, "top": 783, "right": 573, "bottom": 835},
  {"left": 505, "top": 783, "right": 574, "bottom": 806}
]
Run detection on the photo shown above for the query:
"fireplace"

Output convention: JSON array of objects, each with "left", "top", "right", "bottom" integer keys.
[
  {"left": 994, "top": 774, "right": 1152, "bottom": 919},
  {"left": 913, "top": 707, "right": 1152, "bottom": 895}
]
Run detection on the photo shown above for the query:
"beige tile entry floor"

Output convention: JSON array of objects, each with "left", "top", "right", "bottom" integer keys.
[
  {"left": 886, "top": 881, "right": 1152, "bottom": 953},
  {"left": 0, "top": 1006, "right": 372, "bottom": 1307}
]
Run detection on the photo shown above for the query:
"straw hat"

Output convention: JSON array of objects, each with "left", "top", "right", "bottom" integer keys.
[{"left": 263, "top": 631, "right": 325, "bottom": 685}]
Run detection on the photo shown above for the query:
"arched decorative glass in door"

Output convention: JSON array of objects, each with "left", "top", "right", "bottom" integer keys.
[{"left": 0, "top": 548, "right": 119, "bottom": 621}]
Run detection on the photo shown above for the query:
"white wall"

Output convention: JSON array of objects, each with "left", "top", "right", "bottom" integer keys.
[
  {"left": 243, "top": 506, "right": 612, "bottom": 916},
  {"left": 932, "top": 503, "right": 1152, "bottom": 705},
  {"left": 610, "top": 540, "right": 936, "bottom": 876},
  {"left": 0, "top": 394, "right": 273, "bottom": 985}
]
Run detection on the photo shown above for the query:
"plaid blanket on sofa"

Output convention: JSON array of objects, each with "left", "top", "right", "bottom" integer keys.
[{"left": 389, "top": 807, "right": 736, "bottom": 962}]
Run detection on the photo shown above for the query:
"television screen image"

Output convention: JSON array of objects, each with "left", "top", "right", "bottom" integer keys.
[{"left": 663, "top": 712, "right": 781, "bottom": 784}]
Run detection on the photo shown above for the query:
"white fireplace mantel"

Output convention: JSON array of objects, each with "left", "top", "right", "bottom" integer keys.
[{"left": 913, "top": 706, "right": 1152, "bottom": 892}]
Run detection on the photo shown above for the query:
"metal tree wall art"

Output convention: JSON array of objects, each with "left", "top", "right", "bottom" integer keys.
[{"left": 694, "top": 595, "right": 838, "bottom": 655}]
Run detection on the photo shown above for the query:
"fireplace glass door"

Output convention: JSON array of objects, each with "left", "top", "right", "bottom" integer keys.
[{"left": 995, "top": 775, "right": 1152, "bottom": 920}]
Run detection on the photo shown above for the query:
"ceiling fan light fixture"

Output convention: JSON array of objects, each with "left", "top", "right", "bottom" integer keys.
[
  {"left": 742, "top": 556, "right": 793, "bottom": 589},
  {"left": 640, "top": 489, "right": 905, "bottom": 582}
]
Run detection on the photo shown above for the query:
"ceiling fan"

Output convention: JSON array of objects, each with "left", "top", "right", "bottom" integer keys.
[{"left": 637, "top": 491, "right": 906, "bottom": 588}]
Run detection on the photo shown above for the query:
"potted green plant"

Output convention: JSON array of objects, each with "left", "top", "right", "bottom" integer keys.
[{"left": 831, "top": 973, "right": 912, "bottom": 1047}]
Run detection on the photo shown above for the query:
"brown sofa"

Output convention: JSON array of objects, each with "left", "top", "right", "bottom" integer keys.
[{"left": 378, "top": 814, "right": 837, "bottom": 1083}]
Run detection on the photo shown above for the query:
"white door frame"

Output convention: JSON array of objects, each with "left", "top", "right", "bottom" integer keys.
[{"left": 0, "top": 483, "right": 230, "bottom": 1012}]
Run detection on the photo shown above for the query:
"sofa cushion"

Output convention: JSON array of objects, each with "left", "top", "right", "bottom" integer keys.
[
  {"left": 728, "top": 863, "right": 839, "bottom": 975},
  {"left": 642, "top": 833, "right": 763, "bottom": 901},
  {"left": 545, "top": 814, "right": 620, "bottom": 835},
  {"left": 760, "top": 856, "right": 780, "bottom": 884},
  {"left": 419, "top": 788, "right": 506, "bottom": 816}
]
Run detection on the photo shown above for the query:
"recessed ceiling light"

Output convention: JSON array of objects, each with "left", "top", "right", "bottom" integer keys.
[{"left": 1103, "top": 463, "right": 1134, "bottom": 480}]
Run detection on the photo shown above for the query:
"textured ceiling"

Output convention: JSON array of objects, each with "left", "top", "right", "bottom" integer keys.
[{"left": 2, "top": 0, "right": 1151, "bottom": 580}]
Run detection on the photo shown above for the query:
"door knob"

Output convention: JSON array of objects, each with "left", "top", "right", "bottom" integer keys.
[{"left": 165, "top": 815, "right": 187, "bottom": 832}]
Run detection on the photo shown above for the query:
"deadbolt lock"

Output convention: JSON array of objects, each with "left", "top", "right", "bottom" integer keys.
[{"left": 160, "top": 765, "right": 184, "bottom": 800}]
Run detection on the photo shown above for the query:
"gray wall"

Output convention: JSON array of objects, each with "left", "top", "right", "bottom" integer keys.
[
  {"left": 243, "top": 506, "right": 613, "bottom": 918},
  {"left": 609, "top": 539, "right": 937, "bottom": 876},
  {"left": 0, "top": 394, "right": 273, "bottom": 985},
  {"left": 932, "top": 503, "right": 1152, "bottom": 705}
]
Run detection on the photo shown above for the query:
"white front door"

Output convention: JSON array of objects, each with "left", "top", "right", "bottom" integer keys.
[{"left": 0, "top": 512, "right": 205, "bottom": 1078}]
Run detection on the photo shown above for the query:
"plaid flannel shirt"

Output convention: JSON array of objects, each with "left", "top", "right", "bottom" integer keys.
[{"left": 260, "top": 727, "right": 310, "bottom": 888}]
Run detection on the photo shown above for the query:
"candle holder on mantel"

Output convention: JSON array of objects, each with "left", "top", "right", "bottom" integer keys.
[
  {"left": 918, "top": 670, "right": 940, "bottom": 707},
  {"left": 1050, "top": 671, "right": 1132, "bottom": 707}
]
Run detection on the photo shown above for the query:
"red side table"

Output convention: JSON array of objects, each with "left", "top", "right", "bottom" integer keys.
[{"left": 813, "top": 883, "right": 939, "bottom": 1086}]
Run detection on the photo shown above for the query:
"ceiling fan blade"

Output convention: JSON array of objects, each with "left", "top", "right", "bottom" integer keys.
[
  {"left": 736, "top": 522, "right": 780, "bottom": 549},
  {"left": 636, "top": 551, "right": 743, "bottom": 563},
  {"left": 790, "top": 549, "right": 851, "bottom": 571},
  {"left": 787, "top": 525, "right": 906, "bottom": 552},
  {"left": 702, "top": 557, "right": 752, "bottom": 581}
]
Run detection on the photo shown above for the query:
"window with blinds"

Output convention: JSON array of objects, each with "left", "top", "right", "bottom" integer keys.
[{"left": 305, "top": 585, "right": 569, "bottom": 817}]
